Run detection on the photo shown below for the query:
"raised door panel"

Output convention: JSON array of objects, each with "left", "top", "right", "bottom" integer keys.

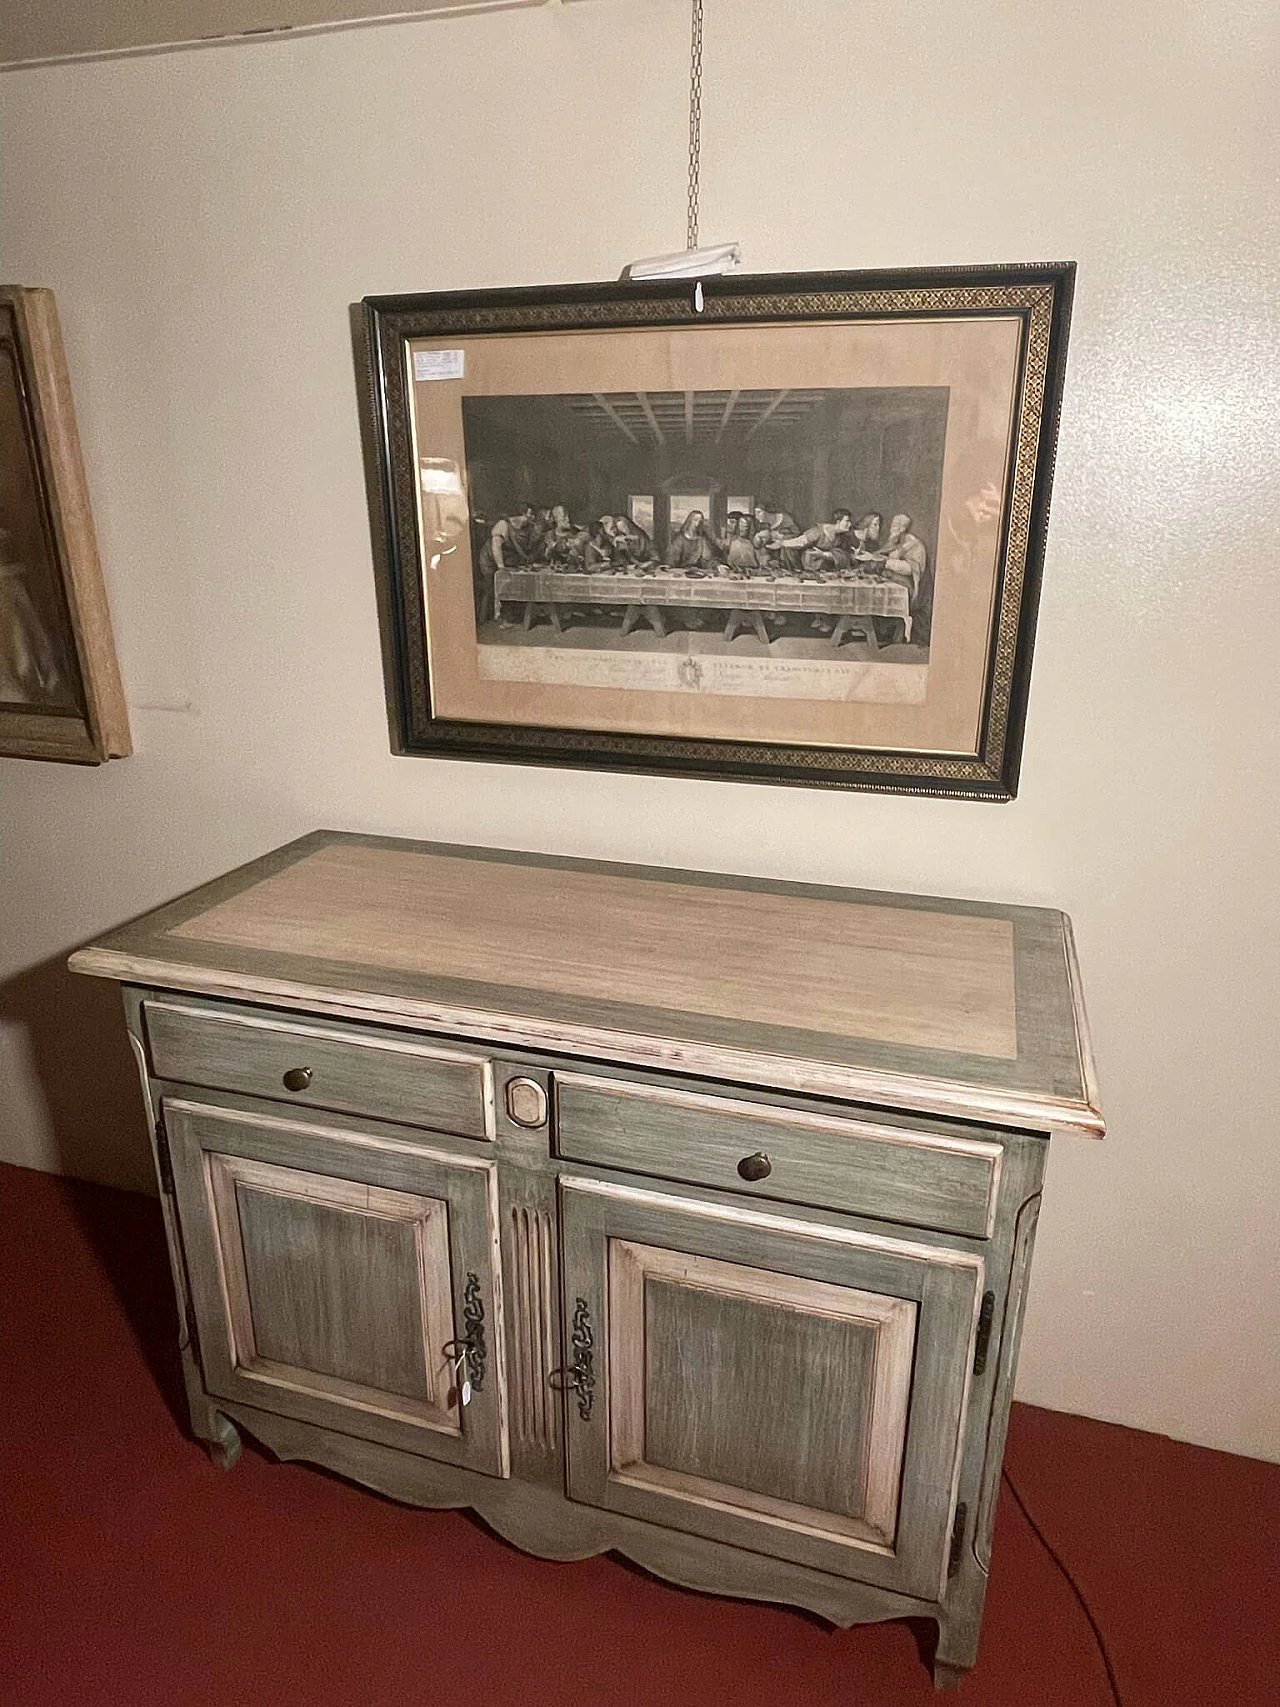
[
  {"left": 614, "top": 1243, "right": 915, "bottom": 1549},
  {"left": 167, "top": 1099, "right": 507, "bottom": 1476},
  {"left": 560, "top": 1177, "right": 982, "bottom": 1600},
  {"left": 206, "top": 1154, "right": 458, "bottom": 1431}
]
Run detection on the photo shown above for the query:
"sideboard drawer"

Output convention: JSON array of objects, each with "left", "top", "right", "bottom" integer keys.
[
  {"left": 144, "top": 1000, "right": 492, "bottom": 1139},
  {"left": 554, "top": 1072, "right": 1003, "bottom": 1238}
]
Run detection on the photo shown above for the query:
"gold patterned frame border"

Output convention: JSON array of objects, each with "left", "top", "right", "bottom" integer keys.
[{"left": 362, "top": 266, "right": 1073, "bottom": 800}]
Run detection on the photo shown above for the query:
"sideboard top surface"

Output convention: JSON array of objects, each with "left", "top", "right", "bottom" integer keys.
[{"left": 69, "top": 831, "right": 1102, "bottom": 1136}]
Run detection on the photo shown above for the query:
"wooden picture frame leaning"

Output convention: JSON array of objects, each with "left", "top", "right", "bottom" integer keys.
[
  {"left": 0, "top": 286, "right": 130, "bottom": 764},
  {"left": 362, "top": 264, "right": 1073, "bottom": 800}
]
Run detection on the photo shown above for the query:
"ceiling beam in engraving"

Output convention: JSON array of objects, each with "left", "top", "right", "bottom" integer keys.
[
  {"left": 715, "top": 389, "right": 741, "bottom": 443},
  {"left": 744, "top": 390, "right": 792, "bottom": 441},
  {"left": 636, "top": 393, "right": 665, "bottom": 445},
  {"left": 591, "top": 394, "right": 639, "bottom": 444}
]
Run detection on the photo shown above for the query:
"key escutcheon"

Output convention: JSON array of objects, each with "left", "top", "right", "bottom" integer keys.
[{"left": 506, "top": 1076, "right": 548, "bottom": 1129}]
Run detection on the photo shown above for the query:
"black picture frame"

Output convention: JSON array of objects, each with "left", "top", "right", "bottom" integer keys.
[{"left": 361, "top": 262, "right": 1073, "bottom": 800}]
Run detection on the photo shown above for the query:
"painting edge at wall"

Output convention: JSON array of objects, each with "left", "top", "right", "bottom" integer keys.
[
  {"left": 360, "top": 263, "right": 1074, "bottom": 799},
  {"left": 0, "top": 285, "right": 130, "bottom": 764}
]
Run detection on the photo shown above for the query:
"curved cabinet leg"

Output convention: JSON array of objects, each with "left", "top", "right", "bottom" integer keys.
[
  {"left": 188, "top": 1384, "right": 242, "bottom": 1469},
  {"left": 205, "top": 1410, "right": 242, "bottom": 1470},
  {"left": 933, "top": 1613, "right": 979, "bottom": 1690}
]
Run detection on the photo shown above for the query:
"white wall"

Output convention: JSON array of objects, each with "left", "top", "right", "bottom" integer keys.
[{"left": 1, "top": 0, "right": 1277, "bottom": 1462}]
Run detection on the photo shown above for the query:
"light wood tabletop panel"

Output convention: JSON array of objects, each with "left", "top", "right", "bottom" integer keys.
[
  {"left": 168, "top": 841, "right": 1019, "bottom": 1062},
  {"left": 69, "top": 831, "right": 1103, "bottom": 1136}
]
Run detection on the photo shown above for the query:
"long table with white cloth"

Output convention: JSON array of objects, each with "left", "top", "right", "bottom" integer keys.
[{"left": 492, "top": 569, "right": 912, "bottom": 647}]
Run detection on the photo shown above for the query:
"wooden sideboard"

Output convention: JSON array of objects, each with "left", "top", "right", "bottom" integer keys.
[{"left": 70, "top": 831, "right": 1103, "bottom": 1688}]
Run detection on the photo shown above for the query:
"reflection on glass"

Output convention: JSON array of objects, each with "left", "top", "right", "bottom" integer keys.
[
  {"left": 0, "top": 332, "right": 76, "bottom": 710},
  {"left": 417, "top": 459, "right": 470, "bottom": 586},
  {"left": 0, "top": 536, "right": 68, "bottom": 706},
  {"left": 420, "top": 457, "right": 464, "bottom": 496}
]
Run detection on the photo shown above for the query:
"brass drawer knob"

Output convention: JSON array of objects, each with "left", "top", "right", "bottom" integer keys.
[
  {"left": 282, "top": 1066, "right": 313, "bottom": 1092},
  {"left": 737, "top": 1151, "right": 772, "bottom": 1182},
  {"left": 505, "top": 1076, "right": 548, "bottom": 1129}
]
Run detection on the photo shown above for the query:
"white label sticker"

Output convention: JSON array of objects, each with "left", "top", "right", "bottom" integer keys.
[{"left": 413, "top": 348, "right": 465, "bottom": 382}]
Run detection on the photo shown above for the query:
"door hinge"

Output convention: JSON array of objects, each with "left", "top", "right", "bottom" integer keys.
[
  {"left": 154, "top": 1113, "right": 175, "bottom": 1196},
  {"left": 948, "top": 1502, "right": 968, "bottom": 1577},
  {"left": 973, "top": 1289, "right": 996, "bottom": 1376}
]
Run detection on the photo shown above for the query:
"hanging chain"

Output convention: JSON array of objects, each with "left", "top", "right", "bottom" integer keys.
[{"left": 686, "top": 0, "right": 703, "bottom": 251}]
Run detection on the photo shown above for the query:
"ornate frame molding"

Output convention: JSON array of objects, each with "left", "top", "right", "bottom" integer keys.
[{"left": 360, "top": 263, "right": 1074, "bottom": 799}]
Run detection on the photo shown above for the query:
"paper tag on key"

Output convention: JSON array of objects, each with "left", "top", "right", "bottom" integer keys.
[{"left": 453, "top": 1350, "right": 472, "bottom": 1407}]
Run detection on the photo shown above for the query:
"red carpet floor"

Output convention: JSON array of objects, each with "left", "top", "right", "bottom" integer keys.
[{"left": 2, "top": 1159, "right": 1277, "bottom": 1707}]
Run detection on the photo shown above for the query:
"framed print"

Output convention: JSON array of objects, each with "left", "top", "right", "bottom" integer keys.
[
  {"left": 362, "top": 263, "right": 1073, "bottom": 799},
  {"left": 0, "top": 286, "right": 130, "bottom": 764}
]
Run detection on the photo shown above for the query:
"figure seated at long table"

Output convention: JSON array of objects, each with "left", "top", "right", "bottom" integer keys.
[{"left": 479, "top": 503, "right": 930, "bottom": 649}]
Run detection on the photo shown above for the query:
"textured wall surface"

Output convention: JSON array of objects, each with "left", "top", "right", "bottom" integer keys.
[{"left": 1, "top": 0, "right": 1276, "bottom": 1459}]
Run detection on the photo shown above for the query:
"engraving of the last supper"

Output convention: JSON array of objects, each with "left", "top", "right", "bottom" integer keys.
[{"left": 457, "top": 386, "right": 947, "bottom": 705}]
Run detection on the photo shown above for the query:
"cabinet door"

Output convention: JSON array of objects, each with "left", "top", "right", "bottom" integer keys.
[
  {"left": 559, "top": 1177, "right": 982, "bottom": 1599},
  {"left": 167, "top": 1098, "right": 507, "bottom": 1476}
]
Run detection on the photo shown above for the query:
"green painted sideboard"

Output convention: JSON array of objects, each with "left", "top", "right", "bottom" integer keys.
[{"left": 70, "top": 831, "right": 1102, "bottom": 1688}]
